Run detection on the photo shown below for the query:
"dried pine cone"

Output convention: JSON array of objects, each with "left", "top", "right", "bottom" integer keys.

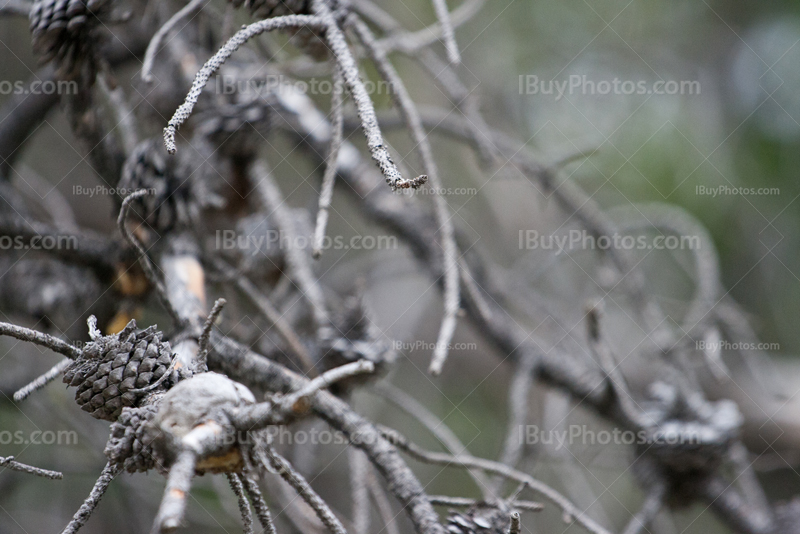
[
  {"left": 63, "top": 319, "right": 180, "bottom": 421},
  {"left": 446, "top": 505, "right": 512, "bottom": 534},
  {"left": 29, "top": 0, "right": 110, "bottom": 75},
  {"left": 227, "top": 0, "right": 309, "bottom": 18},
  {"left": 118, "top": 139, "right": 208, "bottom": 233},
  {"left": 318, "top": 293, "right": 397, "bottom": 384},
  {"left": 105, "top": 405, "right": 160, "bottom": 473},
  {"left": 197, "top": 94, "right": 275, "bottom": 158}
]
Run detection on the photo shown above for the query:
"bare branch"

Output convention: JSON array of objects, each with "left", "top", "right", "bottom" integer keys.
[
  {"left": 164, "top": 14, "right": 323, "bottom": 153},
  {"left": 13, "top": 357, "right": 72, "bottom": 402},
  {"left": 0, "top": 456, "right": 62, "bottom": 479},
  {"left": 239, "top": 476, "right": 278, "bottom": 534},
  {"left": 349, "top": 15, "right": 461, "bottom": 376},
  {"left": 382, "top": 427, "right": 612, "bottom": 534},
  {"left": 62, "top": 463, "right": 121, "bottom": 534},
  {"left": 313, "top": 64, "right": 345, "bottom": 259},
  {"left": 311, "top": 0, "right": 415, "bottom": 189},
  {"left": 226, "top": 473, "right": 255, "bottom": 534},
  {"left": 265, "top": 447, "right": 348, "bottom": 534},
  {"left": 142, "top": 0, "right": 209, "bottom": 83},
  {"left": 196, "top": 297, "right": 227, "bottom": 371},
  {"left": 0, "top": 321, "right": 81, "bottom": 359},
  {"left": 621, "top": 483, "right": 665, "bottom": 534},
  {"left": 118, "top": 190, "right": 183, "bottom": 326},
  {"left": 431, "top": 0, "right": 461, "bottom": 64}
]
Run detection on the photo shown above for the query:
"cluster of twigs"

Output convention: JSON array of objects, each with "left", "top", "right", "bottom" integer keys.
[{"left": 0, "top": 0, "right": 797, "bottom": 533}]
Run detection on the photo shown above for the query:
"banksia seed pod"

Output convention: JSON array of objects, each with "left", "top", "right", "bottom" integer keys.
[
  {"left": 105, "top": 405, "right": 160, "bottom": 473},
  {"left": 63, "top": 319, "right": 177, "bottom": 421},
  {"left": 445, "top": 506, "right": 512, "bottom": 534},
  {"left": 28, "top": 0, "right": 110, "bottom": 74}
]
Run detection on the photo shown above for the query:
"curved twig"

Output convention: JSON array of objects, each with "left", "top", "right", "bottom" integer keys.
[
  {"left": 349, "top": 15, "right": 461, "bottom": 376},
  {"left": 142, "top": 0, "right": 210, "bottom": 82},
  {"left": 164, "top": 14, "right": 324, "bottom": 153}
]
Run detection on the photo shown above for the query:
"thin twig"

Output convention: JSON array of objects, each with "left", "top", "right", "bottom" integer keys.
[
  {"left": 281, "top": 360, "right": 374, "bottom": 410},
  {"left": 0, "top": 322, "right": 81, "bottom": 359},
  {"left": 373, "top": 383, "right": 492, "bottom": 496},
  {"left": 382, "top": 427, "right": 612, "bottom": 534},
  {"left": 350, "top": 15, "right": 461, "bottom": 376},
  {"left": 118, "top": 190, "right": 183, "bottom": 326},
  {"left": 61, "top": 463, "right": 121, "bottom": 534},
  {"left": 164, "top": 14, "right": 323, "bottom": 153},
  {"left": 227, "top": 473, "right": 255, "bottom": 534},
  {"left": 239, "top": 475, "right": 278, "bottom": 534},
  {"left": 214, "top": 258, "right": 316, "bottom": 375},
  {"left": 366, "top": 468, "right": 401, "bottom": 534},
  {"left": 13, "top": 357, "right": 72, "bottom": 401},
  {"left": 426, "top": 496, "right": 542, "bottom": 511},
  {"left": 509, "top": 511, "right": 521, "bottom": 534},
  {"left": 250, "top": 159, "right": 330, "bottom": 330},
  {"left": 313, "top": 63, "right": 345, "bottom": 259},
  {"left": 349, "top": 448, "right": 371, "bottom": 534},
  {"left": 0, "top": 456, "right": 62, "bottom": 479},
  {"left": 265, "top": 448, "right": 348, "bottom": 534},
  {"left": 492, "top": 352, "right": 535, "bottom": 492},
  {"left": 431, "top": 0, "right": 461, "bottom": 64},
  {"left": 142, "top": 0, "right": 209, "bottom": 82},
  {"left": 151, "top": 449, "right": 198, "bottom": 533},
  {"left": 311, "top": 0, "right": 413, "bottom": 189},
  {"left": 621, "top": 483, "right": 666, "bottom": 534},
  {"left": 196, "top": 297, "right": 226, "bottom": 371}
]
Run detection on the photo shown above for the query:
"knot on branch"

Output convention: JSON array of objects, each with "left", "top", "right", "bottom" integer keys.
[
  {"left": 146, "top": 372, "right": 257, "bottom": 474},
  {"left": 63, "top": 318, "right": 186, "bottom": 421}
]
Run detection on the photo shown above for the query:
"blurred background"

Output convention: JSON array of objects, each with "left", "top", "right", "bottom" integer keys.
[{"left": 2, "top": 0, "right": 800, "bottom": 533}]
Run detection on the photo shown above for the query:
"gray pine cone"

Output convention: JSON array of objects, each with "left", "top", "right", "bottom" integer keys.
[
  {"left": 318, "top": 293, "right": 397, "bottom": 385},
  {"left": 446, "top": 506, "right": 512, "bottom": 534},
  {"left": 105, "top": 405, "right": 159, "bottom": 473},
  {"left": 63, "top": 320, "right": 177, "bottom": 421},
  {"left": 118, "top": 139, "right": 200, "bottom": 233},
  {"left": 197, "top": 94, "right": 275, "bottom": 157},
  {"left": 226, "top": 0, "right": 309, "bottom": 18},
  {"left": 29, "top": 0, "right": 110, "bottom": 73}
]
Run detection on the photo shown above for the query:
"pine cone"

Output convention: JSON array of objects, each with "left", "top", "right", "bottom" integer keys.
[
  {"left": 105, "top": 405, "right": 160, "bottom": 473},
  {"left": 63, "top": 320, "right": 178, "bottom": 421},
  {"left": 197, "top": 94, "right": 275, "bottom": 158},
  {"left": 226, "top": 0, "right": 309, "bottom": 18},
  {"left": 29, "top": 0, "right": 110, "bottom": 74},
  {"left": 118, "top": 139, "right": 204, "bottom": 233},
  {"left": 318, "top": 293, "right": 397, "bottom": 385},
  {"left": 446, "top": 506, "right": 512, "bottom": 534}
]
